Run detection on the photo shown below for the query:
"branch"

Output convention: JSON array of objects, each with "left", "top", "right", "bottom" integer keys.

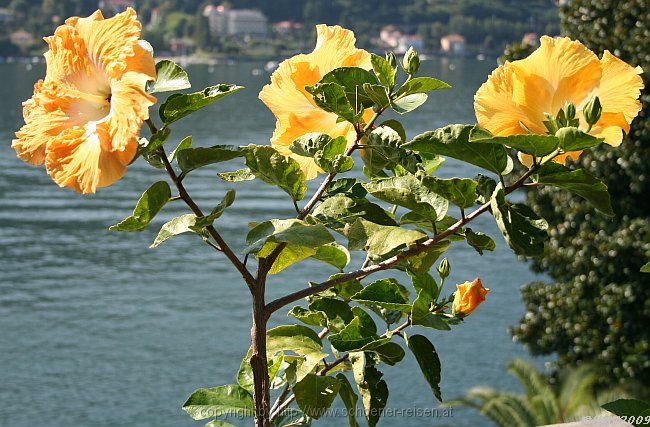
[
  {"left": 265, "top": 154, "right": 553, "bottom": 316},
  {"left": 146, "top": 120, "right": 257, "bottom": 288}
]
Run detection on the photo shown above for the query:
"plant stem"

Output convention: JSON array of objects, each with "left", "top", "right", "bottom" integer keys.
[{"left": 250, "top": 282, "right": 270, "bottom": 427}]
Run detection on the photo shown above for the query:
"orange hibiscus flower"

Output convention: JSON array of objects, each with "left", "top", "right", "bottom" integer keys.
[
  {"left": 474, "top": 36, "right": 643, "bottom": 166},
  {"left": 452, "top": 278, "right": 489, "bottom": 316},
  {"left": 259, "top": 25, "right": 372, "bottom": 179},
  {"left": 13, "top": 8, "right": 156, "bottom": 193}
]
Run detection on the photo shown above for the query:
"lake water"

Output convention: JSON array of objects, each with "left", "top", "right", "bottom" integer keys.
[{"left": 0, "top": 60, "right": 546, "bottom": 427}]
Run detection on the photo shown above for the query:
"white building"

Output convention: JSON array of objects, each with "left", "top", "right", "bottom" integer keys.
[
  {"left": 203, "top": 5, "right": 268, "bottom": 38},
  {"left": 440, "top": 34, "right": 466, "bottom": 55}
]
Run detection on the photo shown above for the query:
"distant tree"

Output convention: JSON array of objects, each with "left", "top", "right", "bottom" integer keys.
[
  {"left": 511, "top": 0, "right": 650, "bottom": 390},
  {"left": 193, "top": 11, "right": 210, "bottom": 51}
]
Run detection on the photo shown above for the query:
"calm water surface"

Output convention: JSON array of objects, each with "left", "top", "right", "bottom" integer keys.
[{"left": 0, "top": 60, "right": 545, "bottom": 426}]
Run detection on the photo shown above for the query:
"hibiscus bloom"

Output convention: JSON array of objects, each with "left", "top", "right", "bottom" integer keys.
[
  {"left": 13, "top": 8, "right": 156, "bottom": 193},
  {"left": 259, "top": 25, "right": 372, "bottom": 179},
  {"left": 474, "top": 36, "right": 643, "bottom": 166},
  {"left": 452, "top": 278, "right": 489, "bottom": 317}
]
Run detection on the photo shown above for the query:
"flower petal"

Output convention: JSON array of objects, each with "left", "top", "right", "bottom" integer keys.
[
  {"left": 474, "top": 63, "right": 542, "bottom": 136},
  {"left": 45, "top": 124, "right": 130, "bottom": 194}
]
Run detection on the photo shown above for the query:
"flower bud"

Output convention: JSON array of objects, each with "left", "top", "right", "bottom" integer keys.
[
  {"left": 437, "top": 258, "right": 450, "bottom": 279},
  {"left": 565, "top": 102, "right": 576, "bottom": 120},
  {"left": 452, "top": 278, "right": 489, "bottom": 316},
  {"left": 402, "top": 47, "right": 420, "bottom": 75},
  {"left": 385, "top": 51, "right": 397, "bottom": 68},
  {"left": 583, "top": 96, "right": 602, "bottom": 127}
]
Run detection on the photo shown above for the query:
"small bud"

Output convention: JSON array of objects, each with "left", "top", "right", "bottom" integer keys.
[
  {"left": 437, "top": 258, "right": 450, "bottom": 279},
  {"left": 385, "top": 51, "right": 397, "bottom": 68},
  {"left": 452, "top": 278, "right": 489, "bottom": 317},
  {"left": 565, "top": 102, "right": 576, "bottom": 120},
  {"left": 402, "top": 46, "right": 420, "bottom": 75},
  {"left": 583, "top": 96, "right": 602, "bottom": 127}
]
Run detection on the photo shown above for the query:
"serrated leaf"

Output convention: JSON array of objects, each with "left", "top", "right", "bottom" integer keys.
[
  {"left": 309, "top": 297, "right": 354, "bottom": 332},
  {"left": 148, "top": 60, "right": 191, "bottom": 93},
  {"left": 347, "top": 219, "right": 427, "bottom": 257},
  {"left": 422, "top": 176, "right": 477, "bottom": 209},
  {"left": 109, "top": 181, "right": 171, "bottom": 231},
  {"left": 177, "top": 145, "right": 243, "bottom": 174},
  {"left": 182, "top": 384, "right": 253, "bottom": 420},
  {"left": 396, "top": 76, "right": 450, "bottom": 96},
  {"left": 245, "top": 219, "right": 334, "bottom": 254},
  {"left": 391, "top": 93, "right": 428, "bottom": 114},
  {"left": 336, "top": 374, "right": 360, "bottom": 427},
  {"left": 556, "top": 127, "right": 604, "bottom": 151},
  {"left": 465, "top": 228, "right": 496, "bottom": 255},
  {"left": 159, "top": 84, "right": 243, "bottom": 124},
  {"left": 490, "top": 183, "right": 548, "bottom": 256},
  {"left": 193, "top": 190, "right": 236, "bottom": 228},
  {"left": 150, "top": 214, "right": 199, "bottom": 248},
  {"left": 470, "top": 127, "right": 559, "bottom": 157},
  {"left": 218, "top": 168, "right": 256, "bottom": 182},
  {"left": 266, "top": 325, "right": 326, "bottom": 381},
  {"left": 289, "top": 133, "right": 332, "bottom": 157},
  {"left": 320, "top": 66, "right": 379, "bottom": 108},
  {"left": 312, "top": 195, "right": 396, "bottom": 231},
  {"left": 288, "top": 306, "right": 328, "bottom": 328},
  {"left": 406, "top": 124, "right": 511, "bottom": 175},
  {"left": 329, "top": 317, "right": 382, "bottom": 352},
  {"left": 244, "top": 146, "right": 307, "bottom": 201},
  {"left": 351, "top": 278, "right": 411, "bottom": 312},
  {"left": 370, "top": 54, "right": 396, "bottom": 88},
  {"left": 532, "top": 163, "right": 613, "bottom": 216},
  {"left": 364, "top": 174, "right": 449, "bottom": 221},
  {"left": 363, "top": 83, "right": 390, "bottom": 108},
  {"left": 293, "top": 374, "right": 341, "bottom": 419},
  {"left": 407, "top": 334, "right": 442, "bottom": 401},
  {"left": 307, "top": 82, "right": 360, "bottom": 123}
]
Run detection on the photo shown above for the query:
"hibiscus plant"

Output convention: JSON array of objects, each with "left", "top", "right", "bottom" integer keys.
[{"left": 12, "top": 9, "right": 644, "bottom": 427}]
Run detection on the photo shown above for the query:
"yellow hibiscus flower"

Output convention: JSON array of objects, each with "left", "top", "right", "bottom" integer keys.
[
  {"left": 452, "top": 278, "right": 489, "bottom": 317},
  {"left": 13, "top": 8, "right": 156, "bottom": 194},
  {"left": 474, "top": 36, "right": 643, "bottom": 166},
  {"left": 259, "top": 25, "right": 372, "bottom": 179}
]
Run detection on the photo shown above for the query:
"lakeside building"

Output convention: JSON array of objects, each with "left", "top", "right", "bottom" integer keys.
[
  {"left": 379, "top": 25, "right": 423, "bottom": 54},
  {"left": 203, "top": 5, "right": 268, "bottom": 39},
  {"left": 10, "top": 30, "right": 34, "bottom": 52},
  {"left": 522, "top": 32, "right": 540, "bottom": 47},
  {"left": 273, "top": 21, "right": 303, "bottom": 35},
  {"left": 440, "top": 34, "right": 467, "bottom": 55}
]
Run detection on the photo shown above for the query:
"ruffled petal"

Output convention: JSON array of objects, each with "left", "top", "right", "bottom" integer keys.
[
  {"left": 309, "top": 25, "right": 371, "bottom": 72},
  {"left": 45, "top": 123, "right": 128, "bottom": 194},
  {"left": 474, "top": 63, "right": 542, "bottom": 136},
  {"left": 510, "top": 36, "right": 601, "bottom": 117},
  {"left": 71, "top": 8, "right": 142, "bottom": 79}
]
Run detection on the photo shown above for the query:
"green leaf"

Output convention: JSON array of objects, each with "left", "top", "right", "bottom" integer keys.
[
  {"left": 314, "top": 136, "right": 354, "bottom": 173},
  {"left": 320, "top": 66, "right": 379, "bottom": 108},
  {"left": 182, "top": 384, "right": 253, "bottom": 420},
  {"left": 406, "top": 125, "right": 511, "bottom": 175},
  {"left": 470, "top": 127, "right": 559, "bottom": 157},
  {"left": 289, "top": 133, "right": 332, "bottom": 157},
  {"left": 109, "top": 181, "right": 171, "bottom": 231},
  {"left": 204, "top": 420, "right": 237, "bottom": 427},
  {"left": 169, "top": 136, "right": 192, "bottom": 162},
  {"left": 379, "top": 119, "right": 407, "bottom": 142},
  {"left": 411, "top": 294, "right": 450, "bottom": 330},
  {"left": 532, "top": 163, "right": 614, "bottom": 216},
  {"left": 335, "top": 374, "right": 360, "bottom": 427},
  {"left": 351, "top": 353, "right": 388, "bottom": 427},
  {"left": 245, "top": 219, "right": 334, "bottom": 254},
  {"left": 351, "top": 307, "right": 377, "bottom": 333},
  {"left": 371, "top": 54, "right": 396, "bottom": 88},
  {"left": 329, "top": 317, "right": 382, "bottom": 352},
  {"left": 396, "top": 76, "right": 450, "bottom": 96},
  {"left": 267, "top": 325, "right": 327, "bottom": 381},
  {"left": 369, "top": 341, "right": 406, "bottom": 365},
  {"left": 160, "top": 84, "right": 243, "bottom": 124},
  {"left": 177, "top": 145, "right": 243, "bottom": 174},
  {"left": 218, "top": 168, "right": 256, "bottom": 182},
  {"left": 193, "top": 190, "right": 236, "bottom": 228},
  {"left": 401, "top": 240, "right": 450, "bottom": 275},
  {"left": 313, "top": 195, "right": 396, "bottom": 231},
  {"left": 148, "top": 60, "right": 191, "bottom": 93},
  {"left": 244, "top": 146, "right": 307, "bottom": 201},
  {"left": 406, "top": 334, "right": 442, "bottom": 401},
  {"left": 490, "top": 183, "right": 548, "bottom": 256},
  {"left": 363, "top": 83, "right": 391, "bottom": 108},
  {"left": 641, "top": 262, "right": 650, "bottom": 273},
  {"left": 324, "top": 178, "right": 367, "bottom": 199},
  {"left": 331, "top": 275, "right": 364, "bottom": 302},
  {"left": 391, "top": 93, "right": 428, "bottom": 114},
  {"left": 364, "top": 174, "right": 449, "bottom": 221},
  {"left": 150, "top": 214, "right": 200, "bottom": 248},
  {"left": 257, "top": 241, "right": 315, "bottom": 274},
  {"left": 307, "top": 82, "right": 360, "bottom": 123},
  {"left": 352, "top": 278, "right": 411, "bottom": 312},
  {"left": 602, "top": 399, "right": 650, "bottom": 422},
  {"left": 288, "top": 306, "right": 327, "bottom": 328},
  {"left": 311, "top": 243, "right": 350, "bottom": 270},
  {"left": 422, "top": 176, "right": 477, "bottom": 209},
  {"left": 475, "top": 174, "right": 497, "bottom": 204},
  {"left": 465, "top": 228, "right": 496, "bottom": 255},
  {"left": 144, "top": 127, "right": 171, "bottom": 153},
  {"left": 556, "top": 127, "right": 604, "bottom": 151},
  {"left": 347, "top": 219, "right": 427, "bottom": 257},
  {"left": 293, "top": 374, "right": 341, "bottom": 419},
  {"left": 309, "top": 297, "right": 354, "bottom": 332}
]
